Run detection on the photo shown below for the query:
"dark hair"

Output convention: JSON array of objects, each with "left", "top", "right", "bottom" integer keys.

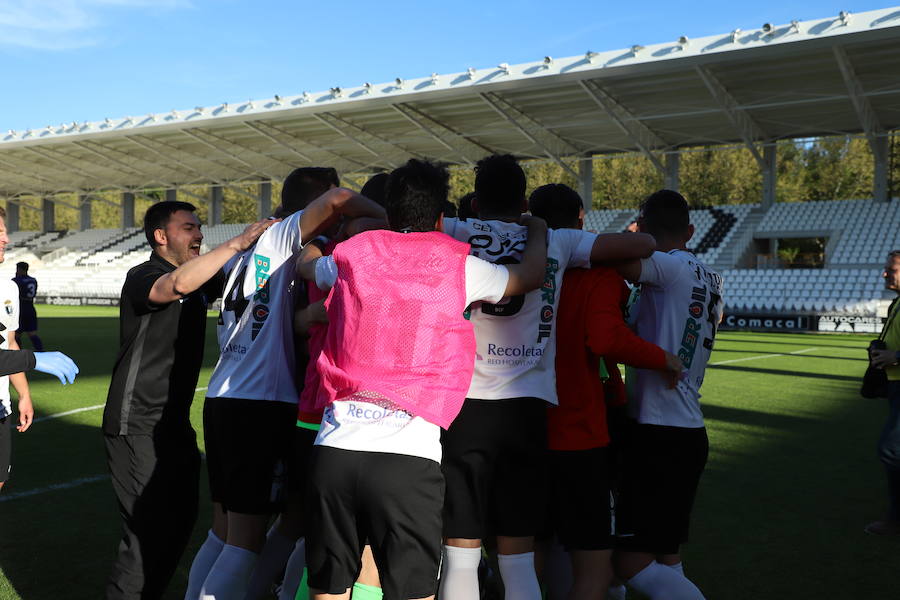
[
  {"left": 281, "top": 167, "right": 340, "bottom": 214},
  {"left": 889, "top": 250, "right": 900, "bottom": 261},
  {"left": 639, "top": 189, "right": 690, "bottom": 239},
  {"left": 360, "top": 173, "right": 389, "bottom": 207},
  {"left": 0, "top": 206, "right": 6, "bottom": 220},
  {"left": 474, "top": 154, "right": 526, "bottom": 216},
  {"left": 16, "top": 262, "right": 28, "bottom": 272},
  {"left": 441, "top": 199, "right": 458, "bottom": 218},
  {"left": 384, "top": 159, "right": 449, "bottom": 233},
  {"left": 144, "top": 201, "right": 197, "bottom": 248},
  {"left": 457, "top": 192, "right": 476, "bottom": 220},
  {"left": 528, "top": 184, "right": 583, "bottom": 229}
]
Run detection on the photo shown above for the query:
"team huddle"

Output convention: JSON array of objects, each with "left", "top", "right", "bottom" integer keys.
[{"left": 103, "top": 154, "right": 724, "bottom": 600}]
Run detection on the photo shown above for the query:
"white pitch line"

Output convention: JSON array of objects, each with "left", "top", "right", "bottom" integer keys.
[
  {"left": 711, "top": 347, "right": 819, "bottom": 366},
  {"left": 1, "top": 386, "right": 214, "bottom": 504},
  {"left": 31, "top": 386, "right": 210, "bottom": 423},
  {"left": 0, "top": 474, "right": 109, "bottom": 503},
  {"left": 33, "top": 404, "right": 106, "bottom": 424}
]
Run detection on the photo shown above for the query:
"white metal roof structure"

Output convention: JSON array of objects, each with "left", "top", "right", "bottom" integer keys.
[{"left": 1, "top": 6, "right": 899, "bottom": 199}]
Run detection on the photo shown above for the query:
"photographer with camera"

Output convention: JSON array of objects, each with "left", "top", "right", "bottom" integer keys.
[{"left": 865, "top": 250, "right": 900, "bottom": 536}]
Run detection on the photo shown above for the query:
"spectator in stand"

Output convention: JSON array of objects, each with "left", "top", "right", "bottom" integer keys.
[{"left": 866, "top": 249, "right": 900, "bottom": 536}]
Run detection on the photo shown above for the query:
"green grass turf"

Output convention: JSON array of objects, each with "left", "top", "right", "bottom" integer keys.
[{"left": 0, "top": 307, "right": 898, "bottom": 598}]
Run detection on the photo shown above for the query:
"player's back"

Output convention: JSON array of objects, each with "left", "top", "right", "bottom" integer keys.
[
  {"left": 12, "top": 275, "right": 36, "bottom": 303},
  {"left": 626, "top": 250, "right": 724, "bottom": 427},
  {"left": 442, "top": 217, "right": 595, "bottom": 404},
  {"left": 207, "top": 212, "right": 303, "bottom": 404}
]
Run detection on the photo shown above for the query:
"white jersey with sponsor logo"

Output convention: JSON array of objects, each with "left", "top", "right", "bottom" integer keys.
[
  {"left": 442, "top": 218, "right": 595, "bottom": 405},
  {"left": 0, "top": 281, "right": 19, "bottom": 418},
  {"left": 206, "top": 210, "right": 304, "bottom": 404},
  {"left": 314, "top": 252, "right": 511, "bottom": 462},
  {"left": 626, "top": 250, "right": 724, "bottom": 428}
]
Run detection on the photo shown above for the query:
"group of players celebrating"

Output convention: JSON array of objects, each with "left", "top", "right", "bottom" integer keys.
[{"left": 103, "top": 153, "right": 723, "bottom": 600}]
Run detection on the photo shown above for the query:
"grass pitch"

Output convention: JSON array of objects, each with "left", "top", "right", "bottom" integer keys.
[{"left": 0, "top": 306, "right": 897, "bottom": 599}]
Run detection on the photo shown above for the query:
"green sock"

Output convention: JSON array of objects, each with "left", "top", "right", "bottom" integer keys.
[
  {"left": 351, "top": 582, "right": 383, "bottom": 599},
  {"left": 294, "top": 568, "right": 310, "bottom": 600}
]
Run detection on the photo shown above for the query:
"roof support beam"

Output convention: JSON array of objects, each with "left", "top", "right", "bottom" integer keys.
[
  {"left": 312, "top": 112, "right": 425, "bottom": 169},
  {"left": 391, "top": 103, "right": 493, "bottom": 166},
  {"left": 22, "top": 146, "right": 131, "bottom": 188},
  {"left": 190, "top": 128, "right": 297, "bottom": 176},
  {"left": 833, "top": 45, "right": 889, "bottom": 201},
  {"left": 126, "top": 134, "right": 258, "bottom": 181},
  {"left": 247, "top": 120, "right": 371, "bottom": 174},
  {"left": 694, "top": 65, "right": 769, "bottom": 171},
  {"left": 180, "top": 129, "right": 279, "bottom": 179},
  {"left": 72, "top": 140, "right": 161, "bottom": 183},
  {"left": 242, "top": 122, "right": 313, "bottom": 163},
  {"left": 578, "top": 80, "right": 667, "bottom": 174},
  {"left": 833, "top": 45, "right": 885, "bottom": 159},
  {"left": 479, "top": 92, "right": 581, "bottom": 179}
]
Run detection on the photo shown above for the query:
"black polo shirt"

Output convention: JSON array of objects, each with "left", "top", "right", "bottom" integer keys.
[{"left": 103, "top": 252, "right": 224, "bottom": 436}]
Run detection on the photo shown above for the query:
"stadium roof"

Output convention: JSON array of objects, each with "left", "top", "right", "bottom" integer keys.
[{"left": 2, "top": 6, "right": 900, "bottom": 198}]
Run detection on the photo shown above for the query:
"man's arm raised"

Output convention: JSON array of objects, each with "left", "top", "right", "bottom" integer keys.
[
  {"left": 501, "top": 215, "right": 548, "bottom": 296},
  {"left": 149, "top": 219, "right": 276, "bottom": 305},
  {"left": 299, "top": 188, "right": 386, "bottom": 243},
  {"left": 589, "top": 232, "right": 656, "bottom": 266}
]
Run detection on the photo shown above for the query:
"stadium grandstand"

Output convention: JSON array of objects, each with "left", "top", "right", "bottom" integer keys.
[{"left": 0, "top": 7, "right": 898, "bottom": 332}]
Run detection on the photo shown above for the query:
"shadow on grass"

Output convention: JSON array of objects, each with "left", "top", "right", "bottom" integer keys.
[
  {"left": 0, "top": 315, "right": 221, "bottom": 600},
  {"left": 692, "top": 348, "right": 899, "bottom": 599},
  {"left": 707, "top": 363, "right": 862, "bottom": 382},
  {"left": 709, "top": 348, "right": 869, "bottom": 362},
  {"left": 715, "top": 337, "right": 870, "bottom": 351}
]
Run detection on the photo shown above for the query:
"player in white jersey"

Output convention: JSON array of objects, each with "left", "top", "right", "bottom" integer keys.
[
  {"left": 0, "top": 207, "right": 34, "bottom": 492},
  {"left": 437, "top": 155, "right": 656, "bottom": 600},
  {"left": 185, "top": 172, "right": 386, "bottom": 600},
  {"left": 613, "top": 190, "right": 723, "bottom": 600}
]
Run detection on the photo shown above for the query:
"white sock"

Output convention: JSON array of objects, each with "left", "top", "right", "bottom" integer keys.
[
  {"left": 438, "top": 545, "right": 481, "bottom": 600},
  {"left": 201, "top": 544, "right": 259, "bottom": 600},
  {"left": 185, "top": 530, "right": 225, "bottom": 600},
  {"left": 497, "top": 552, "right": 541, "bottom": 600},
  {"left": 607, "top": 584, "right": 628, "bottom": 600},
  {"left": 278, "top": 539, "right": 306, "bottom": 600},
  {"left": 665, "top": 561, "right": 685, "bottom": 576},
  {"left": 244, "top": 526, "right": 297, "bottom": 600},
  {"left": 627, "top": 562, "right": 705, "bottom": 600}
]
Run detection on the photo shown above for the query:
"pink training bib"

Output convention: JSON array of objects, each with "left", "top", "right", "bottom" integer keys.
[
  {"left": 297, "top": 240, "right": 337, "bottom": 426},
  {"left": 316, "top": 229, "right": 474, "bottom": 429}
]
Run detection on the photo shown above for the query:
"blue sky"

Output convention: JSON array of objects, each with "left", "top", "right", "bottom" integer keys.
[{"left": 0, "top": 0, "right": 893, "bottom": 132}]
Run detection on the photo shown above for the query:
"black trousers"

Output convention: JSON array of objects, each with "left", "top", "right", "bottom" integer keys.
[{"left": 104, "top": 431, "right": 200, "bottom": 600}]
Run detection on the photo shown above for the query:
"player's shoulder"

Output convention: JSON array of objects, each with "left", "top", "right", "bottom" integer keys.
[{"left": 0, "top": 279, "right": 18, "bottom": 297}]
